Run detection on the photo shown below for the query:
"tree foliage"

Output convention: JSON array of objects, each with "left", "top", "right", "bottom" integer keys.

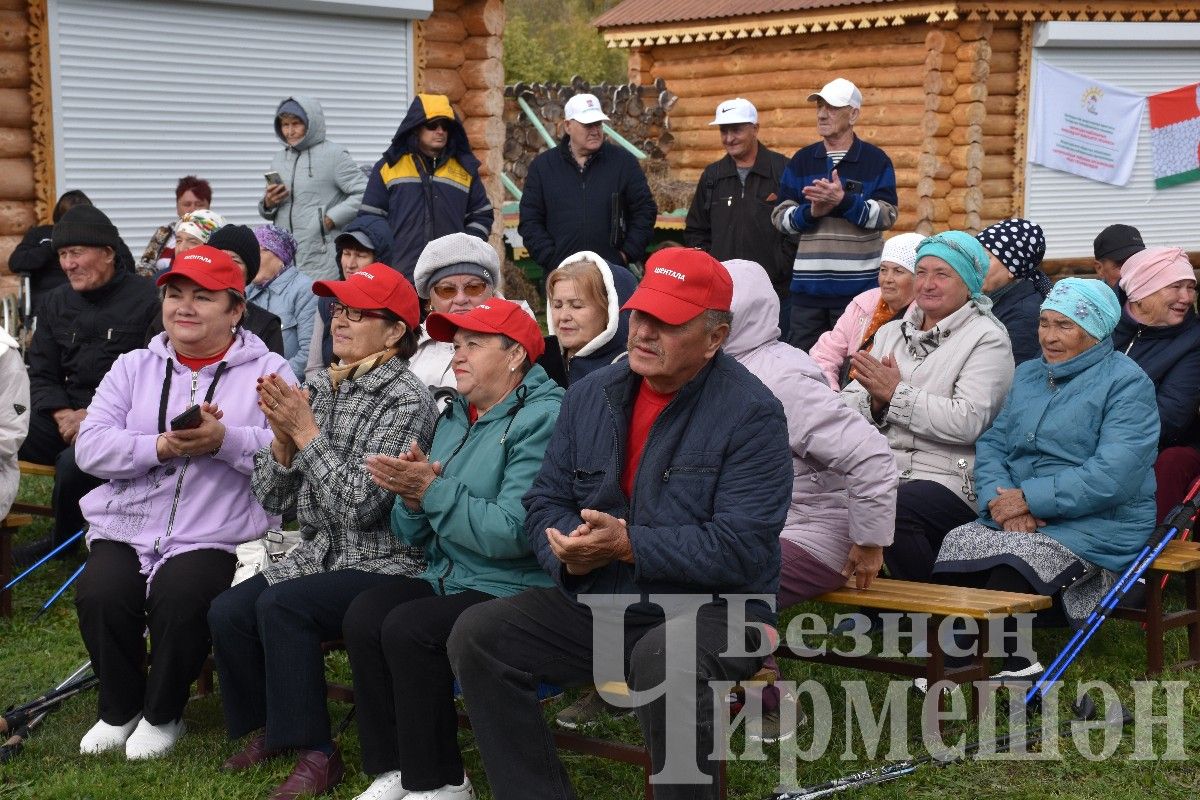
[{"left": 504, "top": 0, "right": 629, "bottom": 85}]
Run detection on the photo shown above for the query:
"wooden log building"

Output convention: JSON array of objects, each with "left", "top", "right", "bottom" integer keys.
[
  {"left": 0, "top": 0, "right": 507, "bottom": 289},
  {"left": 595, "top": 0, "right": 1200, "bottom": 268}
]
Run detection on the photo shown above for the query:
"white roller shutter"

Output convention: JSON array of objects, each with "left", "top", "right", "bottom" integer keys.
[
  {"left": 49, "top": 0, "right": 429, "bottom": 253},
  {"left": 1025, "top": 22, "right": 1200, "bottom": 259}
]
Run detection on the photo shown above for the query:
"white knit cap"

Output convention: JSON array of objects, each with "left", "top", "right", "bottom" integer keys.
[
  {"left": 880, "top": 232, "right": 926, "bottom": 273},
  {"left": 413, "top": 232, "right": 502, "bottom": 298}
]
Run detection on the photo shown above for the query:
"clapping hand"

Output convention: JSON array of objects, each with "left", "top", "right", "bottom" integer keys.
[
  {"left": 546, "top": 509, "right": 633, "bottom": 576},
  {"left": 365, "top": 442, "right": 443, "bottom": 511}
]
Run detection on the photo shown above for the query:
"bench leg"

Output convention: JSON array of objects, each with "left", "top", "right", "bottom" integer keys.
[
  {"left": 1145, "top": 570, "right": 1165, "bottom": 677},
  {"left": 0, "top": 522, "right": 14, "bottom": 618},
  {"left": 1188, "top": 571, "right": 1200, "bottom": 668},
  {"left": 924, "top": 615, "right": 945, "bottom": 735}
]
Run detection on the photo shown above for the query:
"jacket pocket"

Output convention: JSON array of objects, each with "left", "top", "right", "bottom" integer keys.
[{"left": 571, "top": 468, "right": 606, "bottom": 507}]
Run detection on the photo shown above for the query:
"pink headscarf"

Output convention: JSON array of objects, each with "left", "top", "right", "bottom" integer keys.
[{"left": 1119, "top": 246, "right": 1195, "bottom": 303}]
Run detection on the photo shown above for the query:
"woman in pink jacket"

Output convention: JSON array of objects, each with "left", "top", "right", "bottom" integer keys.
[
  {"left": 809, "top": 232, "right": 924, "bottom": 388},
  {"left": 72, "top": 246, "right": 294, "bottom": 761}
]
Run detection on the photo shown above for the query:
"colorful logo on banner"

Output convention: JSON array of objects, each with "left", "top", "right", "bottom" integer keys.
[
  {"left": 1029, "top": 62, "right": 1145, "bottom": 186},
  {"left": 1148, "top": 83, "right": 1200, "bottom": 190}
]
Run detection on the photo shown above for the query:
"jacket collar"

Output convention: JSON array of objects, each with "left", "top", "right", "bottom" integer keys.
[
  {"left": 809, "top": 134, "right": 863, "bottom": 163},
  {"left": 1115, "top": 306, "right": 1199, "bottom": 341},
  {"left": 712, "top": 144, "right": 776, "bottom": 180},
  {"left": 601, "top": 352, "right": 722, "bottom": 411}
]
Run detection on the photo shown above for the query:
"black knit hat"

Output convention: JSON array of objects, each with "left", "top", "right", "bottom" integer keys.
[
  {"left": 208, "top": 224, "right": 261, "bottom": 283},
  {"left": 51, "top": 205, "right": 122, "bottom": 251}
]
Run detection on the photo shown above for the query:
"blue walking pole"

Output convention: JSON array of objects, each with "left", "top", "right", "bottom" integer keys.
[
  {"left": 33, "top": 562, "right": 86, "bottom": 621},
  {"left": 1026, "top": 495, "right": 1200, "bottom": 707},
  {"left": 3, "top": 530, "right": 85, "bottom": 591}
]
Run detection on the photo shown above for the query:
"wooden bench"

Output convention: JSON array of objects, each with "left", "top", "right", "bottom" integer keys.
[
  {"left": 13, "top": 460, "right": 55, "bottom": 519},
  {"left": 776, "top": 578, "right": 1052, "bottom": 730},
  {"left": 0, "top": 513, "right": 35, "bottom": 617},
  {"left": 1111, "top": 539, "right": 1200, "bottom": 675}
]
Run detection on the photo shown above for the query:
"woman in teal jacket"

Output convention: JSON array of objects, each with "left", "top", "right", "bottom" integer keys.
[
  {"left": 343, "top": 298, "right": 561, "bottom": 800},
  {"left": 934, "top": 278, "right": 1159, "bottom": 682}
]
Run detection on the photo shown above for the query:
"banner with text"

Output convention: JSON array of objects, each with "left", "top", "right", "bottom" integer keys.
[{"left": 1029, "top": 62, "right": 1144, "bottom": 186}]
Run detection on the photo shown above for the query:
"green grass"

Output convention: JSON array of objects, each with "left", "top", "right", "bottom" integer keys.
[{"left": 3, "top": 474, "right": 1199, "bottom": 799}]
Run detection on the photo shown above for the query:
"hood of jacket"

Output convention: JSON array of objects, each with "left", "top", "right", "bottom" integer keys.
[
  {"left": 383, "top": 93, "right": 478, "bottom": 171},
  {"left": 724, "top": 258, "right": 782, "bottom": 359},
  {"left": 336, "top": 214, "right": 394, "bottom": 273},
  {"left": 274, "top": 95, "right": 327, "bottom": 152},
  {"left": 148, "top": 325, "right": 272, "bottom": 369},
  {"left": 546, "top": 251, "right": 637, "bottom": 363},
  {"left": 442, "top": 362, "right": 562, "bottom": 435}
]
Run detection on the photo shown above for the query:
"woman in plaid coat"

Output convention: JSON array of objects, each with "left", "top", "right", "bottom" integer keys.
[{"left": 208, "top": 263, "right": 438, "bottom": 800}]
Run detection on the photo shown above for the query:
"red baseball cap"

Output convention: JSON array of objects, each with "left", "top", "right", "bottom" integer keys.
[
  {"left": 425, "top": 298, "right": 545, "bottom": 363},
  {"left": 312, "top": 263, "right": 420, "bottom": 331},
  {"left": 622, "top": 248, "right": 732, "bottom": 325},
  {"left": 156, "top": 245, "right": 245, "bottom": 295}
]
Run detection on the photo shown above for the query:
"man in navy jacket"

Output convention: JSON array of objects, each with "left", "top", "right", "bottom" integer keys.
[
  {"left": 518, "top": 93, "right": 658, "bottom": 284},
  {"left": 449, "top": 248, "right": 791, "bottom": 800}
]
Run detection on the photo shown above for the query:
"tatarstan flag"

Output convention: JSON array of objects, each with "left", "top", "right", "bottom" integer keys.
[{"left": 1149, "top": 82, "right": 1200, "bottom": 189}]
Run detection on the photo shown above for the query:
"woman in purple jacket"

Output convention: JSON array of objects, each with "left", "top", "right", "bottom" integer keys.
[{"left": 72, "top": 245, "right": 294, "bottom": 761}]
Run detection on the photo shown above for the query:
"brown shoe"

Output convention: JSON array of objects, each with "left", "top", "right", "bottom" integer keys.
[
  {"left": 221, "top": 734, "right": 281, "bottom": 772},
  {"left": 269, "top": 747, "right": 345, "bottom": 800}
]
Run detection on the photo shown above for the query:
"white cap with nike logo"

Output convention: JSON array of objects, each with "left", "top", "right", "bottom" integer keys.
[{"left": 709, "top": 97, "right": 757, "bottom": 126}]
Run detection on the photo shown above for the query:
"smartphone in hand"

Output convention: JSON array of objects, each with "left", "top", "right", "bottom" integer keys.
[
  {"left": 170, "top": 404, "right": 203, "bottom": 431},
  {"left": 264, "top": 171, "right": 284, "bottom": 186}
]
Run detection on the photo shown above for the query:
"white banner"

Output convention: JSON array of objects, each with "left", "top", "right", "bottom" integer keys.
[{"left": 1029, "top": 62, "right": 1145, "bottom": 186}]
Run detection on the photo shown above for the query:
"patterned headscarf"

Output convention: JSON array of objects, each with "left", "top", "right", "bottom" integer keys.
[
  {"left": 976, "top": 218, "right": 1051, "bottom": 296},
  {"left": 254, "top": 224, "right": 298, "bottom": 267},
  {"left": 1041, "top": 277, "right": 1121, "bottom": 341},
  {"left": 915, "top": 231, "right": 994, "bottom": 315},
  {"left": 175, "top": 209, "right": 225, "bottom": 243}
]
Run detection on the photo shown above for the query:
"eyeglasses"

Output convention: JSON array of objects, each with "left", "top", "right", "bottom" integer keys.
[
  {"left": 330, "top": 302, "right": 394, "bottom": 322},
  {"left": 431, "top": 281, "right": 489, "bottom": 300},
  {"left": 422, "top": 119, "right": 451, "bottom": 132}
]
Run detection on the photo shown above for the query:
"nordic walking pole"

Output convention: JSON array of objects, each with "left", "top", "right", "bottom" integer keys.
[
  {"left": 1, "top": 673, "right": 97, "bottom": 735},
  {"left": 3, "top": 529, "right": 85, "bottom": 590},
  {"left": 33, "top": 562, "right": 86, "bottom": 620},
  {"left": 0, "top": 660, "right": 95, "bottom": 762}
]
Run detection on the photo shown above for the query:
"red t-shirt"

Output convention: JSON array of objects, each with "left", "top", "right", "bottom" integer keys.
[
  {"left": 621, "top": 382, "right": 676, "bottom": 497},
  {"left": 467, "top": 404, "right": 480, "bottom": 424},
  {"left": 177, "top": 342, "right": 232, "bottom": 373}
]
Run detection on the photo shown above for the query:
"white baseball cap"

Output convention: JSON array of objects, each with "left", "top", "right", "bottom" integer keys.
[
  {"left": 564, "top": 93, "right": 609, "bottom": 124},
  {"left": 807, "top": 78, "right": 862, "bottom": 109},
  {"left": 709, "top": 98, "right": 758, "bottom": 126}
]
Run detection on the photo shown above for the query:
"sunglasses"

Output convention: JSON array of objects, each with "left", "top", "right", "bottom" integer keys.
[
  {"left": 431, "top": 281, "right": 489, "bottom": 300},
  {"left": 330, "top": 302, "right": 395, "bottom": 322},
  {"left": 422, "top": 119, "right": 451, "bottom": 132}
]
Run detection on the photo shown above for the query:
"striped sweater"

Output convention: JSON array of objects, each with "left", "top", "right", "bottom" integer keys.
[{"left": 773, "top": 135, "right": 898, "bottom": 305}]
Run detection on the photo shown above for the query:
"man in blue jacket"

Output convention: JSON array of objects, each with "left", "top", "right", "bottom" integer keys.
[
  {"left": 771, "top": 78, "right": 898, "bottom": 351},
  {"left": 449, "top": 248, "right": 792, "bottom": 800},
  {"left": 358, "top": 93, "right": 494, "bottom": 282},
  {"left": 518, "top": 92, "right": 658, "bottom": 285}
]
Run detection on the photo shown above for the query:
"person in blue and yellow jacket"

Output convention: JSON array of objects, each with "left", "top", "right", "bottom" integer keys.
[{"left": 358, "top": 94, "right": 494, "bottom": 283}]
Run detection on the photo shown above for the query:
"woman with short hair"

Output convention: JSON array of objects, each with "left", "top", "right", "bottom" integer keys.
[
  {"left": 208, "top": 263, "right": 437, "bottom": 800},
  {"left": 136, "top": 176, "right": 213, "bottom": 277},
  {"left": 935, "top": 278, "right": 1158, "bottom": 679},
  {"left": 343, "top": 298, "right": 562, "bottom": 800},
  {"left": 73, "top": 246, "right": 290, "bottom": 759},
  {"left": 842, "top": 231, "right": 1014, "bottom": 582},
  {"left": 543, "top": 250, "right": 637, "bottom": 387}
]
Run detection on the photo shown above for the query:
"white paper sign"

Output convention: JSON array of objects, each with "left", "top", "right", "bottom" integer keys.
[{"left": 1029, "top": 62, "right": 1145, "bottom": 186}]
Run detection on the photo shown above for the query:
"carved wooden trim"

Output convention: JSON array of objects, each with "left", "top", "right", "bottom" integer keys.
[
  {"left": 27, "top": 0, "right": 53, "bottom": 224},
  {"left": 413, "top": 18, "right": 426, "bottom": 93},
  {"left": 1009, "top": 19, "right": 1032, "bottom": 217}
]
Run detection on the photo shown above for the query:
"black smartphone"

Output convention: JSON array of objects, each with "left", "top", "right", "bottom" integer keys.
[
  {"left": 844, "top": 178, "right": 864, "bottom": 195},
  {"left": 170, "top": 404, "right": 202, "bottom": 431}
]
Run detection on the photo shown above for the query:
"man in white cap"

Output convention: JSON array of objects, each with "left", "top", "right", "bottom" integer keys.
[
  {"left": 518, "top": 92, "right": 657, "bottom": 284},
  {"left": 684, "top": 98, "right": 796, "bottom": 336},
  {"left": 772, "top": 77, "right": 898, "bottom": 351}
]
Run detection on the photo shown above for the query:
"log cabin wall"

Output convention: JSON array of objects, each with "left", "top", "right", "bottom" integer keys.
[
  {"left": 0, "top": 0, "right": 34, "bottom": 285},
  {"left": 420, "top": 0, "right": 506, "bottom": 239}
]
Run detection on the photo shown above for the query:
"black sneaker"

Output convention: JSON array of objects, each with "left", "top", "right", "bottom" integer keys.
[{"left": 554, "top": 690, "right": 633, "bottom": 729}]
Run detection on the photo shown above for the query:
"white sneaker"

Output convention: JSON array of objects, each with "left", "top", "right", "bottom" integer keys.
[
  {"left": 354, "top": 770, "right": 408, "bottom": 800},
  {"left": 80, "top": 715, "right": 142, "bottom": 754},
  {"left": 405, "top": 777, "right": 475, "bottom": 800},
  {"left": 124, "top": 716, "right": 186, "bottom": 760}
]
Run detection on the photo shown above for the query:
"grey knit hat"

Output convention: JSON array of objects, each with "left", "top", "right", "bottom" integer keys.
[{"left": 413, "top": 232, "right": 501, "bottom": 298}]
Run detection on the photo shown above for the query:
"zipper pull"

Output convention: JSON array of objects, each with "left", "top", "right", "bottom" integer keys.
[{"left": 154, "top": 537, "right": 161, "bottom": 555}]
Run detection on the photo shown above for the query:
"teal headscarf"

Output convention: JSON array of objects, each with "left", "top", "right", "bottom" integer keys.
[
  {"left": 914, "top": 230, "right": 993, "bottom": 314},
  {"left": 1041, "top": 277, "right": 1121, "bottom": 341}
]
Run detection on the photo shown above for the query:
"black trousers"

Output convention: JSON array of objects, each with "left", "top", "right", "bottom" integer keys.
[
  {"left": 207, "top": 568, "right": 397, "bottom": 751},
  {"left": 786, "top": 296, "right": 854, "bottom": 352},
  {"left": 18, "top": 411, "right": 104, "bottom": 549},
  {"left": 884, "top": 480, "right": 978, "bottom": 582},
  {"left": 74, "top": 540, "right": 235, "bottom": 725},
  {"left": 343, "top": 578, "right": 493, "bottom": 789},
  {"left": 448, "top": 587, "right": 764, "bottom": 800}
]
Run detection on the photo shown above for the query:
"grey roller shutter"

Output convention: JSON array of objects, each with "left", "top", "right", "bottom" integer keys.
[{"left": 49, "top": 0, "right": 425, "bottom": 251}]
